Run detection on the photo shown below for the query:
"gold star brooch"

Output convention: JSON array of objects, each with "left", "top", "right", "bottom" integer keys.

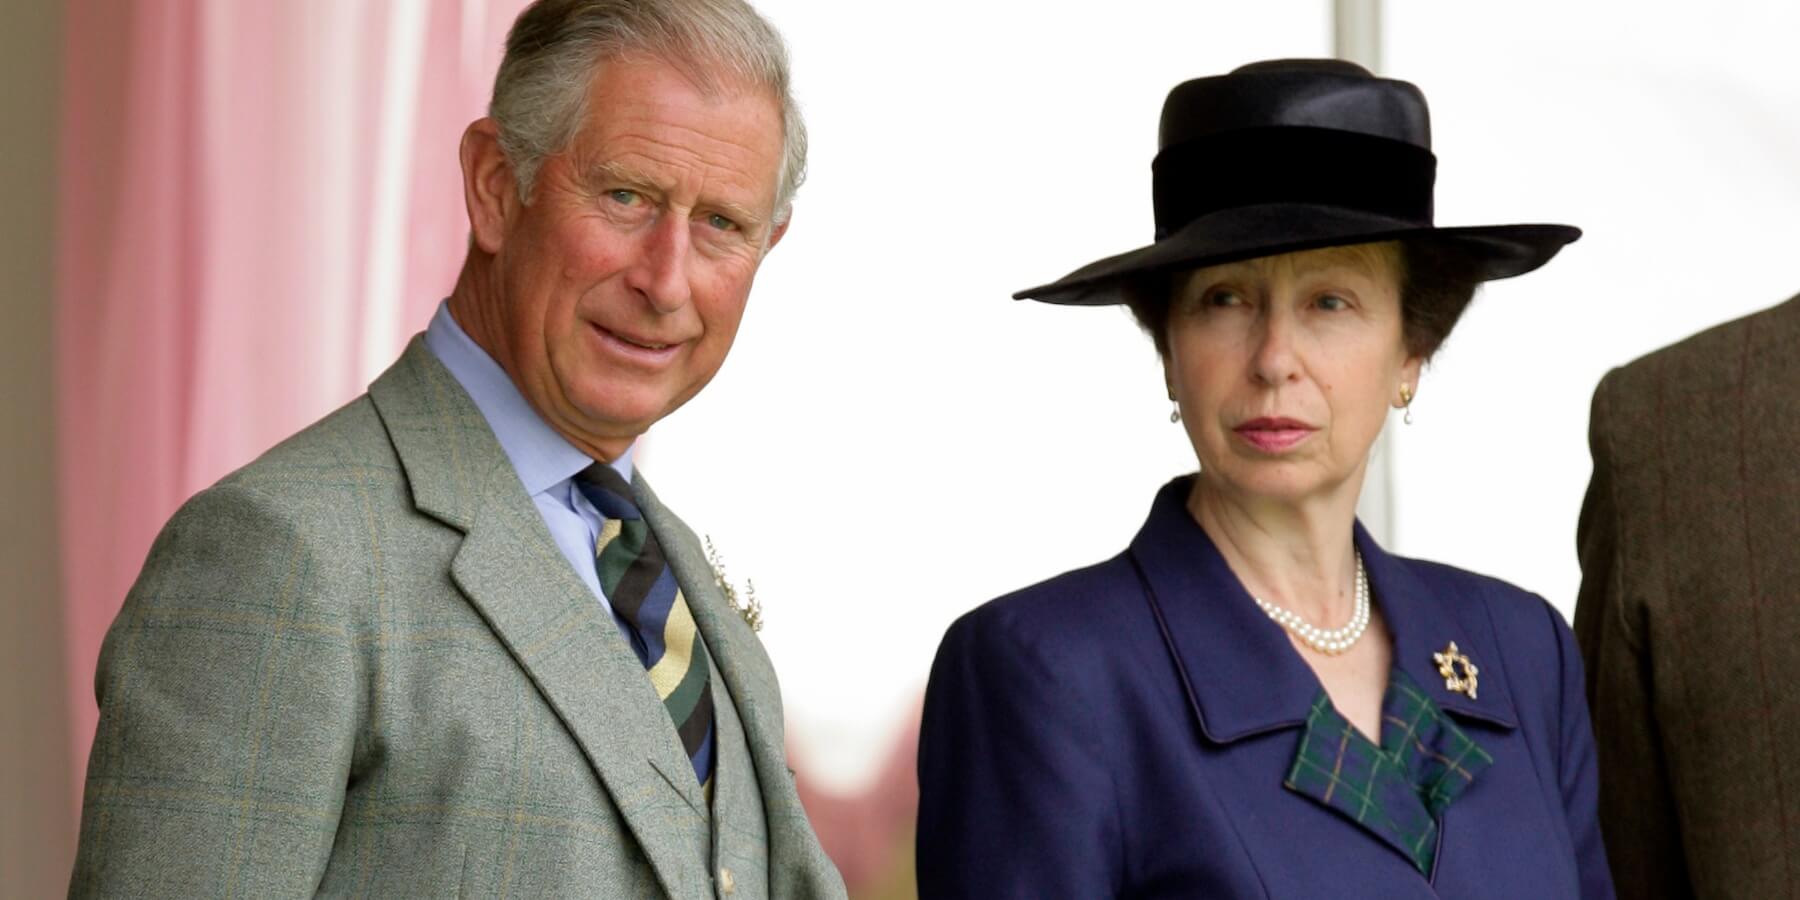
[{"left": 1434, "top": 641, "right": 1479, "bottom": 699}]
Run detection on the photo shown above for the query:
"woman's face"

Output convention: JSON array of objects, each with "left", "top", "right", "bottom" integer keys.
[{"left": 1166, "top": 243, "right": 1422, "bottom": 511}]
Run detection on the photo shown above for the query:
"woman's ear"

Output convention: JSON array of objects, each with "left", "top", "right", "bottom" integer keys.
[{"left": 1394, "top": 354, "right": 1425, "bottom": 410}]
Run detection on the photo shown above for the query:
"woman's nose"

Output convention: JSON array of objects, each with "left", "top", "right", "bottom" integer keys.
[{"left": 1249, "top": 306, "right": 1301, "bottom": 386}]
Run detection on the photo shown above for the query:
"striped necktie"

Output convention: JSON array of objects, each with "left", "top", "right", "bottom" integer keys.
[{"left": 574, "top": 465, "right": 715, "bottom": 790}]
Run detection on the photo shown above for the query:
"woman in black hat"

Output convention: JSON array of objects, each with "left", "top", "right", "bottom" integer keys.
[{"left": 916, "top": 60, "right": 1613, "bottom": 898}]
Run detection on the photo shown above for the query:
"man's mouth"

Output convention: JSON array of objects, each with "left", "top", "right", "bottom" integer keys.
[{"left": 594, "top": 323, "right": 679, "bottom": 352}]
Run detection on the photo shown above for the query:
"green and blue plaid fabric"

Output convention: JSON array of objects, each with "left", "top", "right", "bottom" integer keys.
[{"left": 1283, "top": 669, "right": 1493, "bottom": 876}]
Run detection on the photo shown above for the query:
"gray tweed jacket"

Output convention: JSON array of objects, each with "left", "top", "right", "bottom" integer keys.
[{"left": 70, "top": 337, "right": 846, "bottom": 899}]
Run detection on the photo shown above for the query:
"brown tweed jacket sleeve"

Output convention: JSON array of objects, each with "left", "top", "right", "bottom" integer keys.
[{"left": 1574, "top": 294, "right": 1800, "bottom": 899}]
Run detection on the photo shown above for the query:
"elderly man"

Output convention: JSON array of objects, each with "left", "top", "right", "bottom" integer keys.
[{"left": 69, "top": 1, "right": 844, "bottom": 897}]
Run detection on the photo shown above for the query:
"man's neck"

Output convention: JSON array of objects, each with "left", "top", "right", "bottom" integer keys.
[{"left": 444, "top": 260, "right": 635, "bottom": 464}]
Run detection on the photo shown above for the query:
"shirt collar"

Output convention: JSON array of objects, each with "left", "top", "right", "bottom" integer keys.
[
  {"left": 423, "top": 300, "right": 633, "bottom": 495},
  {"left": 1126, "top": 476, "right": 1517, "bottom": 745}
]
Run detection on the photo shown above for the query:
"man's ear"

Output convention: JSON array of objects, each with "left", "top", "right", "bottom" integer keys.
[
  {"left": 764, "top": 212, "right": 791, "bottom": 254},
  {"left": 461, "top": 118, "right": 518, "bottom": 255}
]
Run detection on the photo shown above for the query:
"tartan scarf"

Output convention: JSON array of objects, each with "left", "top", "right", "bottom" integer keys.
[{"left": 1283, "top": 669, "right": 1493, "bottom": 876}]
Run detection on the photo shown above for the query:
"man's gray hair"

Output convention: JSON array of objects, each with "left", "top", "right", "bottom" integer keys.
[{"left": 490, "top": 0, "right": 807, "bottom": 223}]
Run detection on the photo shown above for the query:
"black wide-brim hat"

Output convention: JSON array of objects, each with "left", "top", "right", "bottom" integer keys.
[{"left": 1014, "top": 59, "right": 1580, "bottom": 305}]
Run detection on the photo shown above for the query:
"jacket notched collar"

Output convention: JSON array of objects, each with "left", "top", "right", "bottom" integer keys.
[{"left": 1124, "top": 477, "right": 1520, "bottom": 748}]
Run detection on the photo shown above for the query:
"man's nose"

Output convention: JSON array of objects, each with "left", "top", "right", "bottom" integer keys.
[{"left": 626, "top": 213, "right": 693, "bottom": 313}]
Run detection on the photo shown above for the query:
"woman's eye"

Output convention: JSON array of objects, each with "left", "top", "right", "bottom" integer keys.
[
  {"left": 706, "top": 213, "right": 739, "bottom": 232},
  {"left": 1316, "top": 293, "right": 1350, "bottom": 311},
  {"left": 1206, "top": 289, "right": 1243, "bottom": 308}
]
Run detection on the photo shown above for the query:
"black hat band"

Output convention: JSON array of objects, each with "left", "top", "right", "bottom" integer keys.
[{"left": 1152, "top": 127, "right": 1438, "bottom": 240}]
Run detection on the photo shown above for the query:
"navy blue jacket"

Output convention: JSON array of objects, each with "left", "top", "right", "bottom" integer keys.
[{"left": 917, "top": 478, "right": 1613, "bottom": 898}]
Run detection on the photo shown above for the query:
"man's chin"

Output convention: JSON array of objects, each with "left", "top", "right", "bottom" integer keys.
[{"left": 564, "top": 394, "right": 672, "bottom": 443}]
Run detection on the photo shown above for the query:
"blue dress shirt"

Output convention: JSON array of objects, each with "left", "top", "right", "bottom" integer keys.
[{"left": 424, "top": 300, "right": 631, "bottom": 616}]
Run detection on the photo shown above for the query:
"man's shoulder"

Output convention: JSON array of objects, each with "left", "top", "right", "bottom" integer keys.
[
  {"left": 152, "top": 393, "right": 409, "bottom": 567},
  {"left": 1595, "top": 293, "right": 1800, "bottom": 460},
  {"left": 1604, "top": 293, "right": 1800, "bottom": 403},
  {"left": 216, "top": 391, "right": 399, "bottom": 498},
  {"left": 214, "top": 337, "right": 473, "bottom": 510}
]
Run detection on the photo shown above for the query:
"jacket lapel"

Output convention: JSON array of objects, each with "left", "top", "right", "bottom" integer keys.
[
  {"left": 1283, "top": 670, "right": 1495, "bottom": 877},
  {"left": 1127, "top": 478, "right": 1321, "bottom": 743},
  {"left": 1357, "top": 525, "right": 1519, "bottom": 731},
  {"left": 1125, "top": 475, "right": 1521, "bottom": 737},
  {"left": 1129, "top": 476, "right": 1515, "bottom": 878},
  {"left": 369, "top": 338, "right": 706, "bottom": 899},
  {"left": 635, "top": 475, "right": 844, "bottom": 897}
]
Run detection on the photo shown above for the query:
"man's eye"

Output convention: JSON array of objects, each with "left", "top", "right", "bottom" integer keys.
[
  {"left": 1316, "top": 293, "right": 1350, "bottom": 311},
  {"left": 1207, "top": 289, "right": 1244, "bottom": 307},
  {"left": 706, "top": 213, "right": 739, "bottom": 232},
  {"left": 607, "top": 189, "right": 641, "bottom": 206}
]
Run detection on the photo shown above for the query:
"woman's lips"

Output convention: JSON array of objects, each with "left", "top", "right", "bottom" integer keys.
[{"left": 1233, "top": 417, "right": 1316, "bottom": 452}]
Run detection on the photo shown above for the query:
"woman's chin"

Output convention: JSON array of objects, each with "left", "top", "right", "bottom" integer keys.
[{"left": 1196, "top": 462, "right": 1357, "bottom": 509}]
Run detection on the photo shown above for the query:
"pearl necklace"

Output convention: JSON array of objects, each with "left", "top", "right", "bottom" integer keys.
[{"left": 1251, "top": 552, "right": 1370, "bottom": 656}]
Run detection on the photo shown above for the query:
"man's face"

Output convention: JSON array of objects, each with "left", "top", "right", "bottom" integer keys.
[{"left": 481, "top": 55, "right": 786, "bottom": 454}]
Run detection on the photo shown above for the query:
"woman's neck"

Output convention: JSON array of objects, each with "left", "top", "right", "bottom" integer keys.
[{"left": 1188, "top": 474, "right": 1363, "bottom": 627}]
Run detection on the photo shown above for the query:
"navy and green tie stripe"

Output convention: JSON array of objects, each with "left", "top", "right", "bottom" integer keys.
[{"left": 575, "top": 465, "right": 715, "bottom": 790}]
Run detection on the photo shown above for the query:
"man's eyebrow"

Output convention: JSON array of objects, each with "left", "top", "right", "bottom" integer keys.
[{"left": 586, "top": 160, "right": 665, "bottom": 194}]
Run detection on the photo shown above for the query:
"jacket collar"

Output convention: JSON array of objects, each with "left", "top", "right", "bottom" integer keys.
[
  {"left": 1127, "top": 476, "right": 1517, "bottom": 745},
  {"left": 368, "top": 337, "right": 496, "bottom": 533},
  {"left": 369, "top": 338, "right": 707, "bottom": 898},
  {"left": 634, "top": 473, "right": 842, "bottom": 897}
]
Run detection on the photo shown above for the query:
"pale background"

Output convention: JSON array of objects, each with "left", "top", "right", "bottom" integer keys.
[
  {"left": 5, "top": 0, "right": 1798, "bottom": 895},
  {"left": 655, "top": 0, "right": 1800, "bottom": 790}
]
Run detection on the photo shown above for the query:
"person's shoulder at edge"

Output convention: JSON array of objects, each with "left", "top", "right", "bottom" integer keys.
[{"left": 1597, "top": 292, "right": 1800, "bottom": 407}]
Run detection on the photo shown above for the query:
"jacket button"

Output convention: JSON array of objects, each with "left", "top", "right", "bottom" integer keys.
[{"left": 719, "top": 867, "right": 736, "bottom": 895}]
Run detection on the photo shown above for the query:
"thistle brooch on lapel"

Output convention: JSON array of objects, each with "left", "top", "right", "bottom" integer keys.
[
  {"left": 1434, "top": 641, "right": 1479, "bottom": 699},
  {"left": 705, "top": 535, "right": 763, "bottom": 633}
]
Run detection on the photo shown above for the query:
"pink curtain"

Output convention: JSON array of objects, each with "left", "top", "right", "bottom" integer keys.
[{"left": 57, "top": 0, "right": 528, "bottom": 805}]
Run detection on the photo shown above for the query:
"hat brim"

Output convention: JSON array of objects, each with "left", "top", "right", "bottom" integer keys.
[{"left": 1012, "top": 203, "right": 1581, "bottom": 305}]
